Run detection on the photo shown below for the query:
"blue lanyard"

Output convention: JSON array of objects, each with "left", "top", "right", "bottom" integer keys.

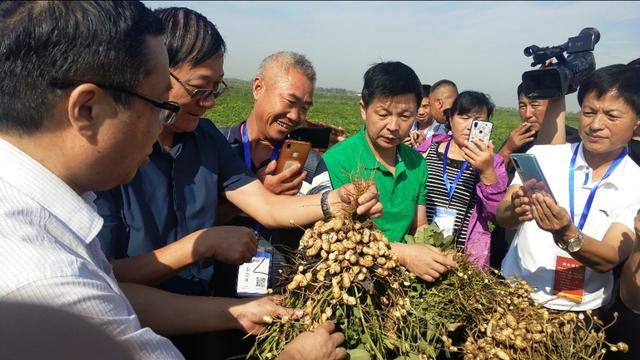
[
  {"left": 241, "top": 121, "right": 280, "bottom": 173},
  {"left": 442, "top": 140, "right": 469, "bottom": 203},
  {"left": 569, "top": 143, "right": 627, "bottom": 230},
  {"left": 241, "top": 121, "right": 281, "bottom": 236}
]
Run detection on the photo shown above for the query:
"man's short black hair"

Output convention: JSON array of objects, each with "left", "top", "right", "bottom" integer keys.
[
  {"left": 361, "top": 61, "right": 422, "bottom": 109},
  {"left": 431, "top": 79, "right": 458, "bottom": 94},
  {"left": 628, "top": 58, "right": 640, "bottom": 70},
  {"left": 578, "top": 64, "right": 640, "bottom": 117},
  {"left": 517, "top": 83, "right": 525, "bottom": 98},
  {"left": 154, "top": 7, "right": 226, "bottom": 69},
  {"left": 422, "top": 84, "right": 432, "bottom": 98},
  {"left": 0, "top": 1, "right": 164, "bottom": 134},
  {"left": 450, "top": 91, "right": 495, "bottom": 119}
]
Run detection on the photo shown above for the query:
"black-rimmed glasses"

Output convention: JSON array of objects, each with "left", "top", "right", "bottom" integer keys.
[
  {"left": 49, "top": 80, "right": 181, "bottom": 125},
  {"left": 170, "top": 72, "right": 228, "bottom": 102}
]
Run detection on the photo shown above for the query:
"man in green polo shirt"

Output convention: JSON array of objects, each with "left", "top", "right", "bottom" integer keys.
[{"left": 323, "top": 61, "right": 456, "bottom": 282}]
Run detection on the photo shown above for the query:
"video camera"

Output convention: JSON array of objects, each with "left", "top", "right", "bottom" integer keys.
[{"left": 521, "top": 28, "right": 600, "bottom": 99}]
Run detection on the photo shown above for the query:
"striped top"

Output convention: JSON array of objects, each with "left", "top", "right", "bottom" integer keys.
[
  {"left": 0, "top": 139, "right": 183, "bottom": 359},
  {"left": 425, "top": 141, "right": 478, "bottom": 248}
]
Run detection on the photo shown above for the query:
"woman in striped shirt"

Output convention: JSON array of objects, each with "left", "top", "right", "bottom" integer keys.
[{"left": 420, "top": 91, "right": 508, "bottom": 268}]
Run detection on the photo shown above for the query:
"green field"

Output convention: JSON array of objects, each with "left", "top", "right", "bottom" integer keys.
[{"left": 207, "top": 79, "right": 579, "bottom": 147}]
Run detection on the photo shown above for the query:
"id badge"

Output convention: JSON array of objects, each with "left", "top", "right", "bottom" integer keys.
[
  {"left": 434, "top": 207, "right": 457, "bottom": 237},
  {"left": 552, "top": 256, "right": 585, "bottom": 303},
  {"left": 237, "top": 250, "right": 271, "bottom": 297}
]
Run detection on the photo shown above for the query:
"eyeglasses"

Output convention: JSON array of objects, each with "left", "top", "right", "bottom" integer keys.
[
  {"left": 49, "top": 80, "right": 181, "bottom": 125},
  {"left": 170, "top": 72, "right": 228, "bottom": 102}
]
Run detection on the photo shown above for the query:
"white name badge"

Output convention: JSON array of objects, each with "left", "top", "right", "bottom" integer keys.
[
  {"left": 434, "top": 207, "right": 457, "bottom": 237},
  {"left": 237, "top": 250, "right": 271, "bottom": 297}
]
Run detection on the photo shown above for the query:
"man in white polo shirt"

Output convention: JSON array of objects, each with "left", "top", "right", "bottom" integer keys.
[{"left": 497, "top": 64, "right": 640, "bottom": 312}]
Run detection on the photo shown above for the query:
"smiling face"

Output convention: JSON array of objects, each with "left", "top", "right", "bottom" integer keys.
[
  {"left": 166, "top": 54, "right": 224, "bottom": 133},
  {"left": 251, "top": 67, "right": 314, "bottom": 143},
  {"left": 360, "top": 94, "right": 417, "bottom": 152},
  {"left": 518, "top": 94, "right": 548, "bottom": 132},
  {"left": 450, "top": 107, "right": 489, "bottom": 147},
  {"left": 579, "top": 90, "right": 639, "bottom": 156}
]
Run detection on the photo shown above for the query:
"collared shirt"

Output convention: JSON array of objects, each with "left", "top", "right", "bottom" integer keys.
[
  {"left": 0, "top": 139, "right": 182, "bottom": 359},
  {"left": 323, "top": 127, "right": 428, "bottom": 242},
  {"left": 502, "top": 143, "right": 640, "bottom": 311},
  {"left": 95, "top": 119, "right": 256, "bottom": 295}
]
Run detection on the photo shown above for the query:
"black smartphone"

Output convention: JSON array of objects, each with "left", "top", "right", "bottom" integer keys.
[{"left": 287, "top": 127, "right": 331, "bottom": 149}]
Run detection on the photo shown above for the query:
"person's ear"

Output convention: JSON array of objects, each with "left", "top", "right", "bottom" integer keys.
[
  {"left": 252, "top": 77, "right": 265, "bottom": 100},
  {"left": 67, "top": 84, "right": 113, "bottom": 143},
  {"left": 359, "top": 100, "right": 367, "bottom": 121}
]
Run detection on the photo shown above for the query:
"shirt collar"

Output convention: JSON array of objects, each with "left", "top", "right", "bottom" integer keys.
[
  {"left": 0, "top": 139, "right": 103, "bottom": 243},
  {"left": 574, "top": 142, "right": 627, "bottom": 190}
]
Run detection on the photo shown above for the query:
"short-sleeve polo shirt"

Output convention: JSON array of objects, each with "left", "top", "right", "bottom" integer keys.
[
  {"left": 95, "top": 119, "right": 256, "bottom": 296},
  {"left": 323, "top": 127, "right": 428, "bottom": 242}
]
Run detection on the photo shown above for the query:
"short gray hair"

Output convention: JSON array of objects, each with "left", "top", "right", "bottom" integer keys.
[{"left": 256, "top": 51, "right": 316, "bottom": 83}]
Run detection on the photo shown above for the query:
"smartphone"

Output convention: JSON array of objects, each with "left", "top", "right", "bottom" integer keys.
[
  {"left": 275, "top": 140, "right": 312, "bottom": 175},
  {"left": 287, "top": 127, "right": 331, "bottom": 149},
  {"left": 469, "top": 120, "right": 493, "bottom": 144},
  {"left": 510, "top": 153, "right": 556, "bottom": 200}
]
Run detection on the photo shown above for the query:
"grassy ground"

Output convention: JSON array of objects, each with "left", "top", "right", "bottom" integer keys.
[{"left": 207, "top": 79, "right": 579, "bottom": 147}]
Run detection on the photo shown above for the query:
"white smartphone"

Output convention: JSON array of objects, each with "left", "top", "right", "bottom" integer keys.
[
  {"left": 468, "top": 120, "right": 493, "bottom": 144},
  {"left": 510, "top": 153, "right": 556, "bottom": 201}
]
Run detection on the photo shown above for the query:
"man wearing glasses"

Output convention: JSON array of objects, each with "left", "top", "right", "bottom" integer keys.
[
  {"left": 93, "top": 7, "right": 377, "bottom": 359},
  {"left": 1, "top": 2, "right": 357, "bottom": 360}
]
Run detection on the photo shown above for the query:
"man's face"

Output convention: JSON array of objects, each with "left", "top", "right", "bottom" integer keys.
[
  {"left": 253, "top": 68, "right": 314, "bottom": 143},
  {"left": 98, "top": 35, "right": 168, "bottom": 188},
  {"left": 416, "top": 96, "right": 431, "bottom": 125},
  {"left": 168, "top": 54, "right": 225, "bottom": 133},
  {"left": 361, "top": 94, "right": 417, "bottom": 151},
  {"left": 579, "top": 90, "right": 639, "bottom": 156},
  {"left": 518, "top": 94, "right": 548, "bottom": 132}
]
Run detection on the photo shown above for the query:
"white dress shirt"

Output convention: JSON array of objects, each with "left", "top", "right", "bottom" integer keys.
[
  {"left": 0, "top": 139, "right": 184, "bottom": 359},
  {"left": 502, "top": 143, "right": 640, "bottom": 311}
]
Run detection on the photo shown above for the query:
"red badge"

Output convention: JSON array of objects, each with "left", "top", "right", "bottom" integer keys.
[{"left": 553, "top": 256, "right": 585, "bottom": 303}]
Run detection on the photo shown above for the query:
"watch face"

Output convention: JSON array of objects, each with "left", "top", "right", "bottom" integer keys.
[{"left": 567, "top": 235, "right": 583, "bottom": 253}]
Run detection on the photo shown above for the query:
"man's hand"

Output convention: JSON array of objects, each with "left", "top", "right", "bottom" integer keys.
[
  {"left": 318, "top": 122, "right": 347, "bottom": 146},
  {"left": 403, "top": 131, "right": 426, "bottom": 148},
  {"left": 504, "top": 122, "right": 535, "bottom": 153},
  {"left": 530, "top": 193, "right": 576, "bottom": 241},
  {"left": 257, "top": 160, "right": 307, "bottom": 196},
  {"left": 229, "top": 296, "right": 303, "bottom": 335},
  {"left": 278, "top": 321, "right": 347, "bottom": 360},
  {"left": 510, "top": 186, "right": 533, "bottom": 222},
  {"left": 462, "top": 139, "right": 496, "bottom": 184},
  {"left": 192, "top": 226, "right": 257, "bottom": 265},
  {"left": 391, "top": 243, "right": 457, "bottom": 282},
  {"left": 334, "top": 182, "right": 383, "bottom": 218}
]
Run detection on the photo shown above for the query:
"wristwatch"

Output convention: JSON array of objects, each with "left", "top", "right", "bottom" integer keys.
[{"left": 556, "top": 231, "right": 584, "bottom": 253}]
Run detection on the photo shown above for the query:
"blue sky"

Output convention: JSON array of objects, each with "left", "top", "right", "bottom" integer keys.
[{"left": 144, "top": 1, "right": 640, "bottom": 112}]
